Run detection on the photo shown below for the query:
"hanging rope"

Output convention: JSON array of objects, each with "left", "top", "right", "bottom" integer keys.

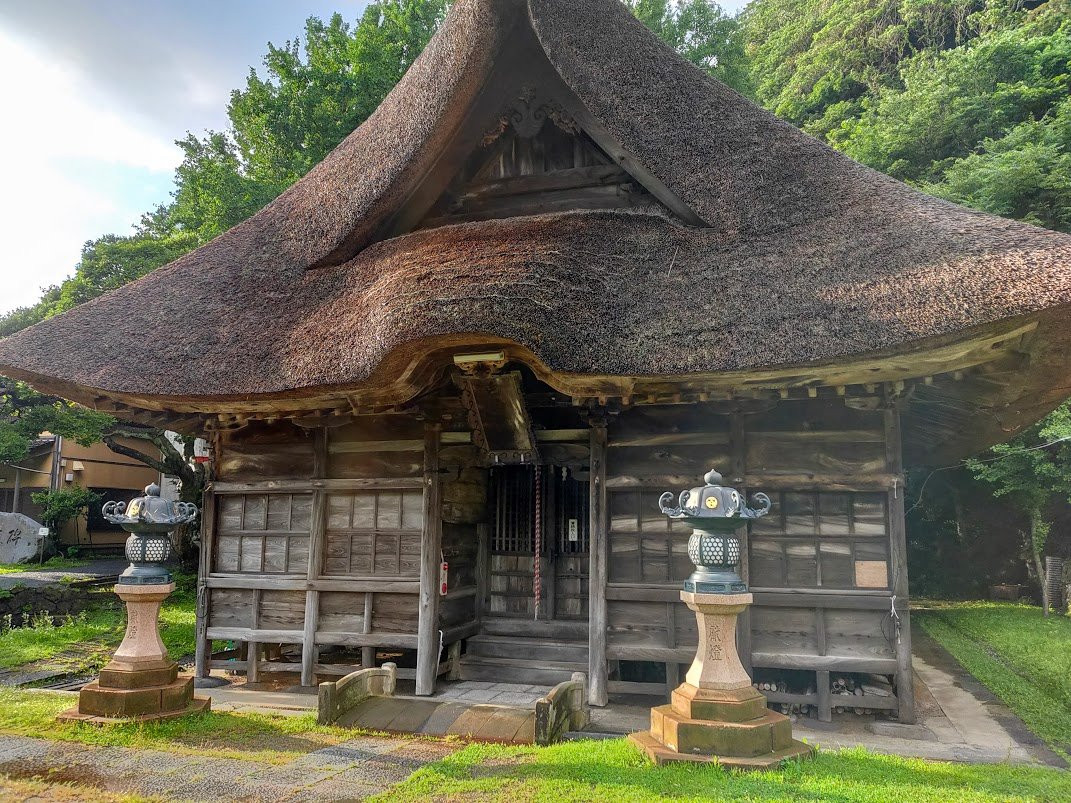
[{"left": 533, "top": 464, "right": 542, "bottom": 620}]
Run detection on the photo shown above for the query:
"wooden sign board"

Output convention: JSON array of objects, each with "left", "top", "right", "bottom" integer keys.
[{"left": 854, "top": 560, "right": 888, "bottom": 589}]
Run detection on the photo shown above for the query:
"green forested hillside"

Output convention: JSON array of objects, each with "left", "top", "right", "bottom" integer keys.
[{"left": 743, "top": 0, "right": 1070, "bottom": 230}]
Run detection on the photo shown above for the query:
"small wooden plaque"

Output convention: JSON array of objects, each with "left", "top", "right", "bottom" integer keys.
[{"left": 854, "top": 560, "right": 888, "bottom": 589}]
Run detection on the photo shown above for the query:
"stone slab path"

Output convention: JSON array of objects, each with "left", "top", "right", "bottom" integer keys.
[
  {"left": 0, "top": 558, "right": 127, "bottom": 590},
  {"left": 0, "top": 732, "right": 456, "bottom": 801},
  {"left": 581, "top": 625, "right": 1064, "bottom": 767}
]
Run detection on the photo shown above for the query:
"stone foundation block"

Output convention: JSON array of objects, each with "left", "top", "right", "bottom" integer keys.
[
  {"left": 651, "top": 705, "right": 793, "bottom": 758},
  {"left": 670, "top": 683, "right": 768, "bottom": 723},
  {"left": 75, "top": 676, "right": 200, "bottom": 719},
  {"left": 630, "top": 731, "right": 814, "bottom": 769},
  {"left": 98, "top": 663, "right": 178, "bottom": 690}
]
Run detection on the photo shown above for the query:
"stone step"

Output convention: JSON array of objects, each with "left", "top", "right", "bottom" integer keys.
[
  {"left": 466, "top": 634, "right": 588, "bottom": 664},
  {"left": 479, "top": 617, "right": 590, "bottom": 641},
  {"left": 459, "top": 655, "right": 586, "bottom": 686}
]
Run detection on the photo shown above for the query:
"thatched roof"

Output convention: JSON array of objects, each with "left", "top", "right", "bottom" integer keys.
[{"left": 1, "top": 0, "right": 1070, "bottom": 457}]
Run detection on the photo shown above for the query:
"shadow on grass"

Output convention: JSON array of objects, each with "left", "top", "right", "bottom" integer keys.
[{"left": 390, "top": 739, "right": 1071, "bottom": 802}]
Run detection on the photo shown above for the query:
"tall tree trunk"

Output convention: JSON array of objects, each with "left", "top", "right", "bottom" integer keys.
[{"left": 1029, "top": 513, "right": 1048, "bottom": 616}]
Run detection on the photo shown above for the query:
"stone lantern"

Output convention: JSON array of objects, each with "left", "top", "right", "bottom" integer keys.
[
  {"left": 59, "top": 484, "right": 211, "bottom": 723},
  {"left": 629, "top": 469, "right": 813, "bottom": 768}
]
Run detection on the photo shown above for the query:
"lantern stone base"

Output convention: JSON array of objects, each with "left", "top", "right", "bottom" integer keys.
[
  {"left": 629, "top": 590, "right": 813, "bottom": 769},
  {"left": 629, "top": 684, "right": 813, "bottom": 768},
  {"left": 57, "top": 583, "right": 210, "bottom": 724}
]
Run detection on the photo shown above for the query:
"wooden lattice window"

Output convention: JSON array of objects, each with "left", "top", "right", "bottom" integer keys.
[
  {"left": 490, "top": 466, "right": 589, "bottom": 555},
  {"left": 322, "top": 490, "right": 423, "bottom": 577},
  {"left": 607, "top": 489, "right": 694, "bottom": 584},
  {"left": 214, "top": 493, "right": 312, "bottom": 574},
  {"left": 750, "top": 492, "right": 889, "bottom": 590}
]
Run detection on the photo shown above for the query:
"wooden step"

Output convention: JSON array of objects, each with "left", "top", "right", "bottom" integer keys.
[
  {"left": 480, "top": 617, "right": 590, "bottom": 641},
  {"left": 467, "top": 634, "right": 588, "bottom": 664},
  {"left": 460, "top": 655, "right": 587, "bottom": 686}
]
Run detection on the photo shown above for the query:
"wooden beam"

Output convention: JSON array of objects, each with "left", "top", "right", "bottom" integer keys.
[
  {"left": 416, "top": 423, "right": 443, "bottom": 696},
  {"left": 212, "top": 478, "right": 424, "bottom": 493},
  {"left": 751, "top": 653, "right": 897, "bottom": 674},
  {"left": 206, "top": 627, "right": 306, "bottom": 642},
  {"left": 362, "top": 591, "right": 375, "bottom": 669},
  {"left": 607, "top": 645, "right": 696, "bottom": 663},
  {"left": 315, "top": 631, "right": 418, "bottom": 649},
  {"left": 246, "top": 642, "right": 260, "bottom": 684},
  {"left": 588, "top": 420, "right": 609, "bottom": 706}
]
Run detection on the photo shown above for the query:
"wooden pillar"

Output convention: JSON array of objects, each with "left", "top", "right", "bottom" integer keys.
[
  {"left": 885, "top": 403, "right": 915, "bottom": 724},
  {"left": 194, "top": 490, "right": 216, "bottom": 679},
  {"left": 11, "top": 468, "right": 20, "bottom": 514},
  {"left": 730, "top": 412, "right": 752, "bottom": 673},
  {"left": 362, "top": 591, "right": 375, "bottom": 668},
  {"left": 587, "top": 419, "right": 609, "bottom": 706},
  {"left": 416, "top": 423, "right": 443, "bottom": 696},
  {"left": 246, "top": 642, "right": 260, "bottom": 684},
  {"left": 301, "top": 428, "right": 327, "bottom": 687},
  {"left": 475, "top": 523, "right": 489, "bottom": 624},
  {"left": 816, "top": 669, "right": 832, "bottom": 722},
  {"left": 447, "top": 640, "right": 462, "bottom": 680}
]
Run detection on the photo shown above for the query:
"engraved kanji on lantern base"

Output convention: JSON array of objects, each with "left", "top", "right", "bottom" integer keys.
[
  {"left": 629, "top": 591, "right": 813, "bottom": 768},
  {"left": 58, "top": 583, "right": 210, "bottom": 724}
]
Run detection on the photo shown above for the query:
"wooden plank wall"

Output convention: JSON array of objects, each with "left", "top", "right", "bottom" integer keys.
[
  {"left": 195, "top": 413, "right": 487, "bottom": 691},
  {"left": 600, "top": 397, "right": 912, "bottom": 721}
]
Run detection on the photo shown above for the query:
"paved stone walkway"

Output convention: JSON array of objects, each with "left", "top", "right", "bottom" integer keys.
[
  {"left": 0, "top": 732, "right": 456, "bottom": 801},
  {"left": 426, "top": 680, "right": 551, "bottom": 707},
  {"left": 338, "top": 695, "right": 536, "bottom": 743},
  {"left": 0, "top": 558, "right": 127, "bottom": 590},
  {"left": 581, "top": 625, "right": 1064, "bottom": 767}
]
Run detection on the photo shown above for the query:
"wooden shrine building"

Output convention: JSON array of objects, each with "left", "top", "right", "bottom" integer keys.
[{"left": 3, "top": 0, "right": 1071, "bottom": 724}]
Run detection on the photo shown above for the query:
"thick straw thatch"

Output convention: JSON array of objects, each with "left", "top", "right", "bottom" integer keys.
[{"left": 1, "top": 0, "right": 1069, "bottom": 408}]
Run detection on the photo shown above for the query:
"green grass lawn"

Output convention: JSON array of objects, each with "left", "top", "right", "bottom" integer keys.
[
  {"left": 915, "top": 601, "right": 1071, "bottom": 757},
  {"left": 0, "top": 586, "right": 195, "bottom": 673},
  {"left": 0, "top": 687, "right": 354, "bottom": 764},
  {"left": 0, "top": 686, "right": 1067, "bottom": 802},
  {"left": 375, "top": 738, "right": 1071, "bottom": 802}
]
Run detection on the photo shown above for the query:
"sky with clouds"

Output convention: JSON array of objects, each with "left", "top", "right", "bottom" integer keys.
[{"left": 0, "top": 0, "right": 747, "bottom": 317}]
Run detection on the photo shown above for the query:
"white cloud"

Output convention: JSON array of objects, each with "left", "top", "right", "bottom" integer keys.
[{"left": 0, "top": 29, "right": 180, "bottom": 314}]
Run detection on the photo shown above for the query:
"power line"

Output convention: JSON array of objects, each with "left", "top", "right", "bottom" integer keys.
[{"left": 905, "top": 435, "right": 1071, "bottom": 516}]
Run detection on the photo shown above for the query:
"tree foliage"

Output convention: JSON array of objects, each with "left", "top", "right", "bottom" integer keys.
[
  {"left": 0, "top": 382, "right": 115, "bottom": 465},
  {"left": 742, "top": 0, "right": 1071, "bottom": 231},
  {"left": 627, "top": 0, "right": 751, "bottom": 94},
  {"left": 966, "top": 402, "right": 1071, "bottom": 597},
  {"left": 229, "top": 3, "right": 448, "bottom": 187},
  {"left": 30, "top": 487, "right": 101, "bottom": 535}
]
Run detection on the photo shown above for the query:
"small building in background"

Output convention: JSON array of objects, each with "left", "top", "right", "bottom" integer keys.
[{"left": 0, "top": 435, "right": 161, "bottom": 550}]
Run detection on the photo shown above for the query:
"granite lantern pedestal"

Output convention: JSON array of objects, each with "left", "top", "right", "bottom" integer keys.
[
  {"left": 629, "top": 470, "right": 814, "bottom": 768},
  {"left": 59, "top": 485, "right": 210, "bottom": 723}
]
